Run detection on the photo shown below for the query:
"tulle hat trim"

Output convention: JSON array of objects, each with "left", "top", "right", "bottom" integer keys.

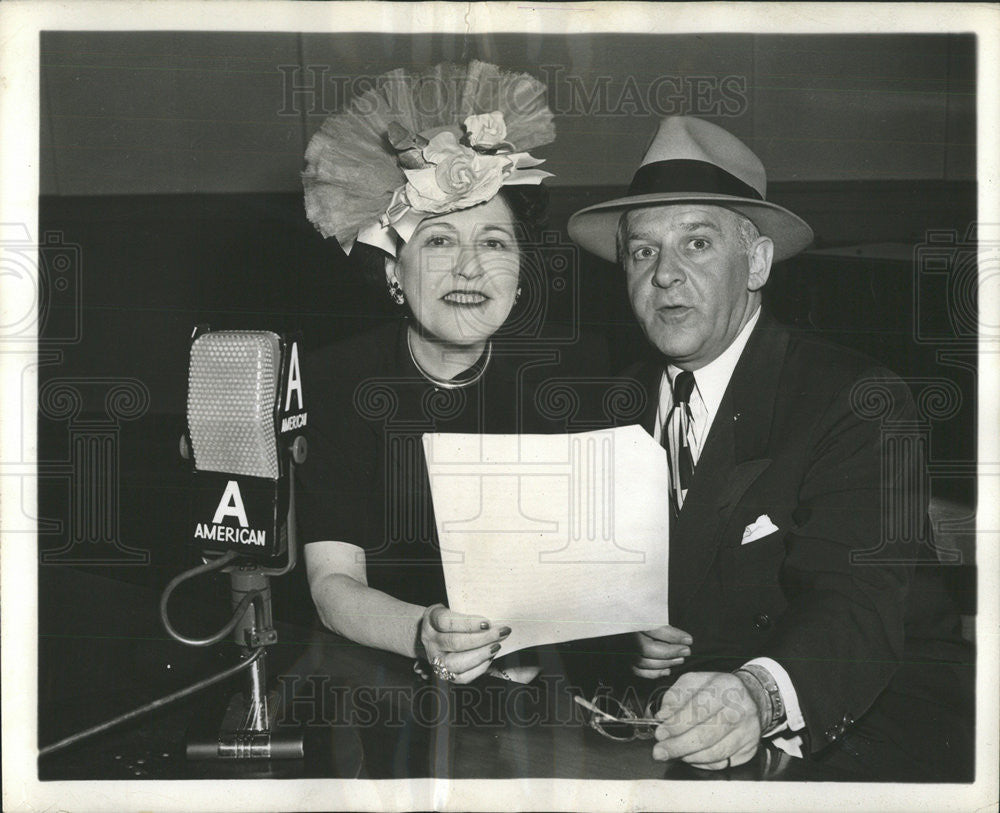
[{"left": 302, "top": 61, "right": 556, "bottom": 256}]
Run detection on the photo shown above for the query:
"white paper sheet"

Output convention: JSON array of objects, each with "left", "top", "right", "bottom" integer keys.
[{"left": 422, "top": 424, "right": 671, "bottom": 656}]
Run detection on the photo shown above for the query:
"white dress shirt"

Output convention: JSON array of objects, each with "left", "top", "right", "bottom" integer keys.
[{"left": 652, "top": 307, "right": 806, "bottom": 757}]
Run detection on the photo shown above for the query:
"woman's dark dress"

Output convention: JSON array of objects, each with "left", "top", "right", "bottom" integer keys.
[{"left": 295, "top": 320, "right": 605, "bottom": 608}]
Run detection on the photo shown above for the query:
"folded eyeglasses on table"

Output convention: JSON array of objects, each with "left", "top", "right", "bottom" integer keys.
[{"left": 574, "top": 693, "right": 661, "bottom": 742}]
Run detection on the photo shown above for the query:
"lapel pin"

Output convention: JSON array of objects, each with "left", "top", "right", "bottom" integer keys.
[{"left": 733, "top": 412, "right": 741, "bottom": 422}]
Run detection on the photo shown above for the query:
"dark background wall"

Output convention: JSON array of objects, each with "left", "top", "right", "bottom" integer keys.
[
  {"left": 40, "top": 32, "right": 974, "bottom": 194},
  {"left": 36, "top": 32, "right": 978, "bottom": 621}
]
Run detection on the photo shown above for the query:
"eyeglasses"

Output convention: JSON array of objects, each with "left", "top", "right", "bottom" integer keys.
[{"left": 574, "top": 692, "right": 660, "bottom": 742}]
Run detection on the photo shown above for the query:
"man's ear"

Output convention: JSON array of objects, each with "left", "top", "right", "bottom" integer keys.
[{"left": 747, "top": 236, "right": 773, "bottom": 292}]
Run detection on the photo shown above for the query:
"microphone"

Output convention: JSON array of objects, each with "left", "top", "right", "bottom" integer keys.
[
  {"left": 184, "top": 328, "right": 307, "bottom": 561},
  {"left": 170, "top": 326, "right": 308, "bottom": 760},
  {"left": 39, "top": 328, "right": 311, "bottom": 762}
]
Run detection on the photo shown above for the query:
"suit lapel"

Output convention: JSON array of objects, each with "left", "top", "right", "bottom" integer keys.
[
  {"left": 727, "top": 312, "right": 789, "bottom": 466},
  {"left": 668, "top": 312, "right": 790, "bottom": 615}
]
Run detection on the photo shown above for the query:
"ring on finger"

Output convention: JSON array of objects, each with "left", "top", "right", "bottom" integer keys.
[{"left": 431, "top": 655, "right": 456, "bottom": 682}]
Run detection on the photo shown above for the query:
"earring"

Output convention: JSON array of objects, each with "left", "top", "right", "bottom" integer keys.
[
  {"left": 514, "top": 286, "right": 522, "bottom": 304},
  {"left": 387, "top": 278, "right": 405, "bottom": 305}
]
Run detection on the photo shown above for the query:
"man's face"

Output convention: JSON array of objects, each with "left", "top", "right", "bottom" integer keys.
[{"left": 621, "top": 204, "right": 771, "bottom": 369}]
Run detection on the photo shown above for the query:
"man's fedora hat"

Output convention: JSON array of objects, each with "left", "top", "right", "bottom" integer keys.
[{"left": 567, "top": 116, "right": 813, "bottom": 263}]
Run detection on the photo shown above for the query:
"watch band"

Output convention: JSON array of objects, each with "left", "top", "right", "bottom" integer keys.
[{"left": 735, "top": 664, "right": 786, "bottom": 734}]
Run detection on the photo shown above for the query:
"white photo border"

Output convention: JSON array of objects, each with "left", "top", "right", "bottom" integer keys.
[{"left": 2, "top": 2, "right": 997, "bottom": 811}]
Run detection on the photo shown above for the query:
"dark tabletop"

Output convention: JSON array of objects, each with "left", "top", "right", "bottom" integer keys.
[{"left": 38, "top": 567, "right": 855, "bottom": 782}]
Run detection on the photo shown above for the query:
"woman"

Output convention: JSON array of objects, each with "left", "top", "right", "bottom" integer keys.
[{"left": 297, "top": 62, "right": 596, "bottom": 684}]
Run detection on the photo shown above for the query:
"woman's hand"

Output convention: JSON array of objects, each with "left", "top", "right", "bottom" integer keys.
[
  {"left": 633, "top": 624, "right": 694, "bottom": 679},
  {"left": 418, "top": 604, "right": 511, "bottom": 684}
]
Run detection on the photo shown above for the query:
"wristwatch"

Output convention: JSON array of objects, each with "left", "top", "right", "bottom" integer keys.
[{"left": 735, "top": 664, "right": 786, "bottom": 734}]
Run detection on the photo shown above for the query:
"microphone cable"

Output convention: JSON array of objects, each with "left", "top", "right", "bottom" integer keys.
[
  {"left": 159, "top": 550, "right": 264, "bottom": 647},
  {"left": 41, "top": 552, "right": 265, "bottom": 758},
  {"left": 38, "top": 647, "right": 264, "bottom": 757}
]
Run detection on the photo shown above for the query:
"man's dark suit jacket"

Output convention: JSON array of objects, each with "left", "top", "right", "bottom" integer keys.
[{"left": 609, "top": 309, "right": 972, "bottom": 777}]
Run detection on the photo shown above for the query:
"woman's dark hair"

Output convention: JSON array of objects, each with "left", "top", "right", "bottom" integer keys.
[{"left": 349, "top": 183, "right": 550, "bottom": 290}]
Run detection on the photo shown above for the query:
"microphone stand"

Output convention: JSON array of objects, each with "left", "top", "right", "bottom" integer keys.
[
  {"left": 186, "top": 548, "right": 305, "bottom": 759},
  {"left": 39, "top": 454, "right": 308, "bottom": 762},
  {"left": 178, "top": 436, "right": 308, "bottom": 762},
  {"left": 185, "top": 528, "right": 303, "bottom": 760}
]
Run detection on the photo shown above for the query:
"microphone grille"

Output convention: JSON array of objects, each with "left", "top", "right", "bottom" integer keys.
[{"left": 187, "top": 331, "right": 281, "bottom": 479}]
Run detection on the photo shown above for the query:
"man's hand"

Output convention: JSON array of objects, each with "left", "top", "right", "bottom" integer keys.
[
  {"left": 652, "top": 672, "right": 762, "bottom": 769},
  {"left": 633, "top": 624, "right": 693, "bottom": 678}
]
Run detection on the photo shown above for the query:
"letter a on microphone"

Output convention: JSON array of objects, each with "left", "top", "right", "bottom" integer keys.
[
  {"left": 284, "top": 342, "right": 303, "bottom": 411},
  {"left": 213, "top": 480, "right": 250, "bottom": 527}
]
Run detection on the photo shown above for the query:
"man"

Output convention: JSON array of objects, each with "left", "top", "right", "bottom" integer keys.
[{"left": 567, "top": 116, "right": 972, "bottom": 780}]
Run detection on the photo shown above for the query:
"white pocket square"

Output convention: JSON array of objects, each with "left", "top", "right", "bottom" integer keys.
[{"left": 742, "top": 514, "right": 779, "bottom": 545}]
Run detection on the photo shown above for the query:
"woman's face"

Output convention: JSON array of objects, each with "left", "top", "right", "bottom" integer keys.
[{"left": 390, "top": 195, "right": 520, "bottom": 346}]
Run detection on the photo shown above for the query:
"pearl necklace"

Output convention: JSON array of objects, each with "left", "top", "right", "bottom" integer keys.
[{"left": 406, "top": 330, "right": 492, "bottom": 390}]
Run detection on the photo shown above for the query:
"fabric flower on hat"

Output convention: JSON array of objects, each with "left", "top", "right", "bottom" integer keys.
[
  {"left": 463, "top": 112, "right": 509, "bottom": 150},
  {"left": 302, "top": 61, "right": 556, "bottom": 256},
  {"left": 403, "top": 132, "right": 510, "bottom": 214}
]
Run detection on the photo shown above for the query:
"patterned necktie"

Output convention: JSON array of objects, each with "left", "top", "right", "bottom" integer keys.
[{"left": 667, "top": 370, "right": 696, "bottom": 516}]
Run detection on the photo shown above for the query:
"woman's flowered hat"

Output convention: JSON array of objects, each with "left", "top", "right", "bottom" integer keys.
[{"left": 302, "top": 61, "right": 556, "bottom": 256}]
